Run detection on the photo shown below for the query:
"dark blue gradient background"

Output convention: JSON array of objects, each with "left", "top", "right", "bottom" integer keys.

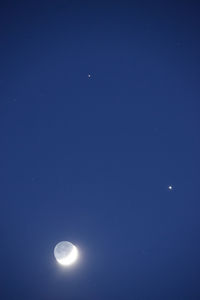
[{"left": 0, "top": 1, "right": 200, "bottom": 299}]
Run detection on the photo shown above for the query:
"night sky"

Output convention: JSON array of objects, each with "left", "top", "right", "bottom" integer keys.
[{"left": 0, "top": 1, "right": 200, "bottom": 299}]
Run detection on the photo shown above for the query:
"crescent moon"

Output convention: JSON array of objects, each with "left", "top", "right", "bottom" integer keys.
[{"left": 54, "top": 241, "right": 78, "bottom": 266}]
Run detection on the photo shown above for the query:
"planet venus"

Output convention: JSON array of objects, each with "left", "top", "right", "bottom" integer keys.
[{"left": 54, "top": 241, "right": 78, "bottom": 266}]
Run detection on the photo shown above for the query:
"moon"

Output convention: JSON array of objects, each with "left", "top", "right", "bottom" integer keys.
[{"left": 54, "top": 241, "right": 78, "bottom": 266}]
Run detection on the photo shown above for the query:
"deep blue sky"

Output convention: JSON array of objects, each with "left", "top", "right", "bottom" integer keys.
[{"left": 0, "top": 1, "right": 200, "bottom": 299}]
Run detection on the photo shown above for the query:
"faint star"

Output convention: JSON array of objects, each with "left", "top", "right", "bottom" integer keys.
[
  {"left": 168, "top": 185, "right": 173, "bottom": 190},
  {"left": 88, "top": 74, "right": 91, "bottom": 78}
]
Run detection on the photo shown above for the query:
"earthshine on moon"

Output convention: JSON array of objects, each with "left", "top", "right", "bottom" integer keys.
[{"left": 54, "top": 241, "right": 78, "bottom": 266}]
